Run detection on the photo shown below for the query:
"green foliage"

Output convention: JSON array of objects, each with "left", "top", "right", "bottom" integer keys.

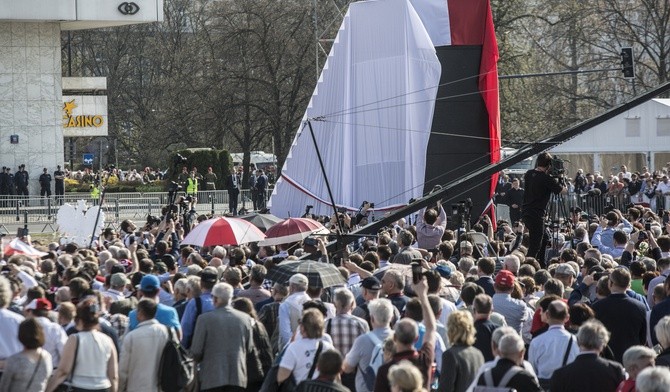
[{"left": 169, "top": 149, "right": 233, "bottom": 189}]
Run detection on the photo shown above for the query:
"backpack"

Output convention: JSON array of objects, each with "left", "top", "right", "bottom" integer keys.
[
  {"left": 159, "top": 326, "right": 195, "bottom": 392},
  {"left": 361, "top": 332, "right": 385, "bottom": 390},
  {"left": 472, "top": 366, "right": 522, "bottom": 392}
]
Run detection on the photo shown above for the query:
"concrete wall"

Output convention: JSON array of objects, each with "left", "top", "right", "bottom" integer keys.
[{"left": 0, "top": 22, "right": 63, "bottom": 195}]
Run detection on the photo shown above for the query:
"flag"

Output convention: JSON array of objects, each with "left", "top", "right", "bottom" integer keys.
[
  {"left": 4, "top": 238, "right": 47, "bottom": 258},
  {"left": 411, "top": 0, "right": 501, "bottom": 221}
]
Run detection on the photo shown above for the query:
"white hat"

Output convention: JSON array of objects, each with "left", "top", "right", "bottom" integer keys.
[{"left": 289, "top": 273, "right": 308, "bottom": 286}]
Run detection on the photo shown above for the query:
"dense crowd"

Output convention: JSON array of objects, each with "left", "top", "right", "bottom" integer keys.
[{"left": 4, "top": 165, "right": 670, "bottom": 392}]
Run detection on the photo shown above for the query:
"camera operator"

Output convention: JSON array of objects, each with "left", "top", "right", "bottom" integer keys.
[{"left": 522, "top": 152, "right": 567, "bottom": 266}]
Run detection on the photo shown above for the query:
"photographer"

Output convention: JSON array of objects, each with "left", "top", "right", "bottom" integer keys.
[{"left": 522, "top": 152, "right": 567, "bottom": 266}]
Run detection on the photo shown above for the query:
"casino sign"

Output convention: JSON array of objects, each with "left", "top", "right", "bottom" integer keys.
[{"left": 62, "top": 96, "right": 108, "bottom": 137}]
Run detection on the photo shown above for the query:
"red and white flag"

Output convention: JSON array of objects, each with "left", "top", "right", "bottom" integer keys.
[{"left": 4, "top": 238, "right": 47, "bottom": 258}]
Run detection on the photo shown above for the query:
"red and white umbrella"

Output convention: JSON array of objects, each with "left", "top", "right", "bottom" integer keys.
[
  {"left": 182, "top": 217, "right": 266, "bottom": 247},
  {"left": 3, "top": 238, "right": 47, "bottom": 258},
  {"left": 259, "top": 217, "right": 329, "bottom": 246}
]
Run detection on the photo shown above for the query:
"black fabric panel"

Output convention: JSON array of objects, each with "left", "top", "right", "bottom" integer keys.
[{"left": 423, "top": 45, "right": 492, "bottom": 227}]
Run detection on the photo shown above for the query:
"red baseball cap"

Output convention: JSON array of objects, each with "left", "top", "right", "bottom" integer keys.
[
  {"left": 495, "top": 270, "right": 515, "bottom": 288},
  {"left": 26, "top": 298, "right": 52, "bottom": 311}
]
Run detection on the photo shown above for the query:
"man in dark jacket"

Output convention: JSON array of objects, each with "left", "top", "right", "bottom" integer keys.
[
  {"left": 550, "top": 320, "right": 625, "bottom": 392},
  {"left": 591, "top": 268, "right": 647, "bottom": 362}
]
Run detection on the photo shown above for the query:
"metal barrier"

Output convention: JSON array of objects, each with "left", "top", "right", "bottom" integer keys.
[
  {"left": 0, "top": 189, "right": 259, "bottom": 232},
  {"left": 496, "top": 191, "right": 667, "bottom": 224}
]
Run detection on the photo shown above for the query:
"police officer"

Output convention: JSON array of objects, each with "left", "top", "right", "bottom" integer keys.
[
  {"left": 54, "top": 165, "right": 65, "bottom": 204},
  {"left": 186, "top": 170, "right": 198, "bottom": 197},
  {"left": 90, "top": 183, "right": 101, "bottom": 205},
  {"left": 39, "top": 168, "right": 52, "bottom": 201},
  {"left": 15, "top": 164, "right": 29, "bottom": 205}
]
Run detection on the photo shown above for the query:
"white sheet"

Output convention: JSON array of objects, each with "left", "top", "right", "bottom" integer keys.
[{"left": 268, "top": 0, "right": 441, "bottom": 218}]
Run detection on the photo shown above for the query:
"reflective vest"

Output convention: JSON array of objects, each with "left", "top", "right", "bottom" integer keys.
[
  {"left": 90, "top": 186, "right": 100, "bottom": 200},
  {"left": 186, "top": 178, "right": 198, "bottom": 194}
]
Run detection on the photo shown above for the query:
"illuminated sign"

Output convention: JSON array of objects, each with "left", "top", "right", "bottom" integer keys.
[{"left": 63, "top": 99, "right": 104, "bottom": 128}]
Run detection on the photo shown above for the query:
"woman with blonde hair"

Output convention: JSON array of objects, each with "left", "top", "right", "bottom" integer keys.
[
  {"left": 439, "top": 310, "right": 484, "bottom": 392},
  {"left": 388, "top": 360, "right": 425, "bottom": 392}
]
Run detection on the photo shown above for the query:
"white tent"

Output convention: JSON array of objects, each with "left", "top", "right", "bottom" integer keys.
[{"left": 550, "top": 98, "right": 670, "bottom": 174}]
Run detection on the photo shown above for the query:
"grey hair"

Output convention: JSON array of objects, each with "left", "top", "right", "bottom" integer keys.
[
  {"left": 498, "top": 333, "right": 525, "bottom": 359},
  {"left": 186, "top": 276, "right": 202, "bottom": 297},
  {"left": 492, "top": 326, "right": 518, "bottom": 348},
  {"left": 116, "top": 249, "right": 130, "bottom": 261},
  {"left": 655, "top": 316, "right": 670, "bottom": 349},
  {"left": 334, "top": 288, "right": 355, "bottom": 309},
  {"left": 577, "top": 320, "right": 611, "bottom": 351},
  {"left": 98, "top": 251, "right": 112, "bottom": 264},
  {"left": 211, "top": 246, "right": 226, "bottom": 259},
  {"left": 368, "top": 298, "right": 394, "bottom": 326},
  {"left": 0, "top": 276, "right": 11, "bottom": 308},
  {"left": 212, "top": 282, "right": 234, "bottom": 306},
  {"left": 186, "top": 264, "right": 202, "bottom": 276},
  {"left": 622, "top": 345, "right": 656, "bottom": 370},
  {"left": 636, "top": 367, "right": 670, "bottom": 392},
  {"left": 58, "top": 254, "right": 73, "bottom": 268},
  {"left": 55, "top": 286, "right": 71, "bottom": 303},
  {"left": 503, "top": 255, "right": 520, "bottom": 274},
  {"left": 458, "top": 257, "right": 475, "bottom": 273},
  {"left": 173, "top": 278, "right": 188, "bottom": 295}
]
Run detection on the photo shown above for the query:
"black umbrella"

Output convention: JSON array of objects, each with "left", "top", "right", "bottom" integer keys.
[
  {"left": 238, "top": 213, "right": 283, "bottom": 232},
  {"left": 266, "top": 260, "right": 346, "bottom": 288}
]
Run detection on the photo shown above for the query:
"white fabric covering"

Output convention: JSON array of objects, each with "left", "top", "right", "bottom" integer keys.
[{"left": 269, "top": 0, "right": 441, "bottom": 218}]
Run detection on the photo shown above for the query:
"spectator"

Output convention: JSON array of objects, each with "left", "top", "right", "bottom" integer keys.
[
  {"left": 190, "top": 282, "right": 256, "bottom": 391},
  {"left": 278, "top": 273, "right": 311, "bottom": 348},
  {"left": 381, "top": 269, "right": 410, "bottom": 315},
  {"left": 0, "top": 318, "right": 52, "bottom": 392},
  {"left": 374, "top": 277, "right": 436, "bottom": 391},
  {"left": 46, "top": 298, "right": 118, "bottom": 392},
  {"left": 23, "top": 298, "right": 67, "bottom": 368},
  {"left": 127, "top": 275, "right": 181, "bottom": 336},
  {"left": 617, "top": 345, "right": 656, "bottom": 392},
  {"left": 237, "top": 265, "right": 271, "bottom": 305},
  {"left": 344, "top": 298, "right": 395, "bottom": 392},
  {"left": 231, "top": 297, "right": 273, "bottom": 390},
  {"left": 636, "top": 367, "right": 670, "bottom": 392},
  {"left": 0, "top": 275, "right": 25, "bottom": 375},
  {"left": 475, "top": 333, "right": 541, "bottom": 391},
  {"left": 550, "top": 320, "right": 625, "bottom": 392},
  {"left": 528, "top": 300, "right": 579, "bottom": 389},
  {"left": 387, "top": 360, "right": 423, "bottom": 392},
  {"left": 592, "top": 268, "right": 647, "bottom": 362},
  {"left": 180, "top": 269, "right": 216, "bottom": 348},
  {"left": 439, "top": 310, "right": 484, "bottom": 392},
  {"left": 278, "top": 308, "right": 335, "bottom": 385},
  {"left": 296, "top": 349, "right": 351, "bottom": 392},
  {"left": 474, "top": 258, "right": 495, "bottom": 297},
  {"left": 325, "top": 288, "right": 368, "bottom": 388},
  {"left": 491, "top": 270, "right": 529, "bottom": 334},
  {"left": 415, "top": 201, "right": 446, "bottom": 250},
  {"left": 118, "top": 298, "right": 170, "bottom": 392},
  {"left": 258, "top": 283, "right": 289, "bottom": 353},
  {"left": 472, "top": 294, "right": 497, "bottom": 362},
  {"left": 653, "top": 315, "right": 670, "bottom": 366}
]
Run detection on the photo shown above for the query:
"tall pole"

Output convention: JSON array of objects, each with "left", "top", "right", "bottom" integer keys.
[
  {"left": 313, "top": 0, "right": 319, "bottom": 81},
  {"left": 305, "top": 120, "right": 344, "bottom": 234}
]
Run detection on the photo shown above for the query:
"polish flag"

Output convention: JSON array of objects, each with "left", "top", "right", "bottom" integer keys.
[
  {"left": 411, "top": 0, "right": 502, "bottom": 214},
  {"left": 4, "top": 238, "right": 47, "bottom": 258}
]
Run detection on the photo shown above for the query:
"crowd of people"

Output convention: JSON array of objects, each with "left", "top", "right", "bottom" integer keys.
[{"left": 4, "top": 160, "right": 670, "bottom": 391}]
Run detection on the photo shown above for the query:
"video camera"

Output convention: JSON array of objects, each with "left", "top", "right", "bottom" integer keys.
[
  {"left": 549, "top": 156, "right": 568, "bottom": 177},
  {"left": 451, "top": 198, "right": 473, "bottom": 228}
]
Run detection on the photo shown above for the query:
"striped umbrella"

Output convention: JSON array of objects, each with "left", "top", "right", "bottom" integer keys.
[
  {"left": 259, "top": 217, "right": 329, "bottom": 246},
  {"left": 181, "top": 217, "right": 265, "bottom": 247}
]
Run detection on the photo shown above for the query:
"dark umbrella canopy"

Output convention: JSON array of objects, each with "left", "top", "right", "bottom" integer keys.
[
  {"left": 266, "top": 260, "right": 346, "bottom": 288},
  {"left": 238, "top": 213, "right": 283, "bottom": 232}
]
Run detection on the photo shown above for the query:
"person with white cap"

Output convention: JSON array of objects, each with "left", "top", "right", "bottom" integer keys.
[{"left": 278, "top": 273, "right": 311, "bottom": 347}]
